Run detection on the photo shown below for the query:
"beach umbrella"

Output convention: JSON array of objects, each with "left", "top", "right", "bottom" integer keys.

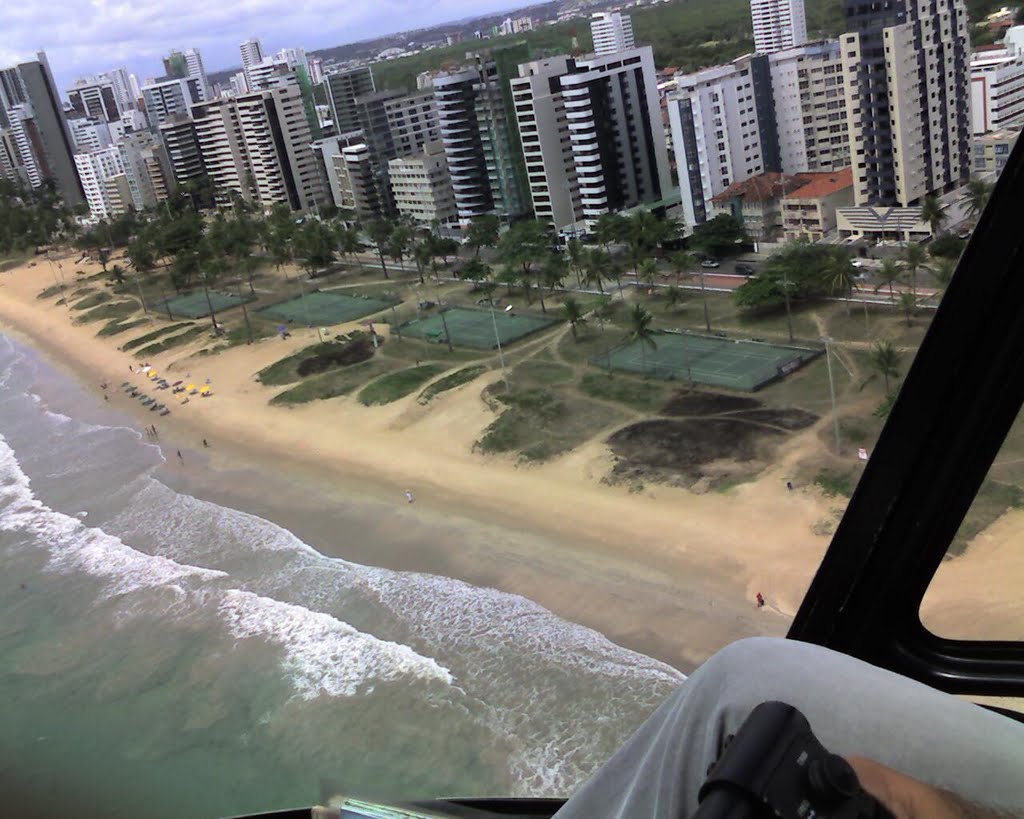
[
  {"left": 187, "top": 383, "right": 196, "bottom": 392},
  {"left": 199, "top": 385, "right": 212, "bottom": 396},
  {"left": 149, "top": 371, "right": 159, "bottom": 380}
]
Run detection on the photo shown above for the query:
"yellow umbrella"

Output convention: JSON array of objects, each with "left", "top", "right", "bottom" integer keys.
[
  {"left": 149, "top": 371, "right": 159, "bottom": 380},
  {"left": 199, "top": 385, "right": 212, "bottom": 395},
  {"left": 187, "top": 383, "right": 197, "bottom": 394}
]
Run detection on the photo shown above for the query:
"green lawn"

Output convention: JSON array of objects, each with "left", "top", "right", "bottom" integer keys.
[
  {"left": 579, "top": 371, "right": 672, "bottom": 413},
  {"left": 134, "top": 326, "right": 206, "bottom": 357},
  {"left": 419, "top": 365, "right": 489, "bottom": 403},
  {"left": 358, "top": 364, "right": 447, "bottom": 406}
]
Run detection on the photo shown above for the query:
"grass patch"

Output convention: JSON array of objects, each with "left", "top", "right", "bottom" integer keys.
[
  {"left": 510, "top": 360, "right": 574, "bottom": 387},
  {"left": 73, "top": 301, "right": 139, "bottom": 325},
  {"left": 477, "top": 386, "right": 628, "bottom": 462},
  {"left": 419, "top": 365, "right": 488, "bottom": 403},
  {"left": 97, "top": 318, "right": 149, "bottom": 337},
  {"left": 71, "top": 291, "right": 113, "bottom": 310},
  {"left": 950, "top": 479, "right": 1024, "bottom": 556},
  {"left": 580, "top": 371, "right": 671, "bottom": 412},
  {"left": 270, "top": 359, "right": 391, "bottom": 406},
  {"left": 814, "top": 469, "right": 859, "bottom": 498},
  {"left": 121, "top": 322, "right": 193, "bottom": 351},
  {"left": 358, "top": 364, "right": 446, "bottom": 406},
  {"left": 37, "top": 284, "right": 64, "bottom": 300},
  {"left": 134, "top": 326, "right": 206, "bottom": 357},
  {"left": 257, "top": 335, "right": 376, "bottom": 386}
]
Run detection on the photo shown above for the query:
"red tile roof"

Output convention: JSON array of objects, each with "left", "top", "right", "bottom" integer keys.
[
  {"left": 710, "top": 172, "right": 811, "bottom": 204},
  {"left": 783, "top": 168, "right": 854, "bottom": 200}
]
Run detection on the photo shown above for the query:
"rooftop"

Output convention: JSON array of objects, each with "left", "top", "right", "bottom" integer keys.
[
  {"left": 784, "top": 168, "right": 854, "bottom": 200},
  {"left": 711, "top": 172, "right": 811, "bottom": 204}
]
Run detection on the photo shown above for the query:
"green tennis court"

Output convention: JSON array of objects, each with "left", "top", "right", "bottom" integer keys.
[
  {"left": 399, "top": 307, "right": 557, "bottom": 349},
  {"left": 158, "top": 290, "right": 255, "bottom": 319},
  {"left": 256, "top": 292, "right": 396, "bottom": 326},
  {"left": 594, "top": 331, "right": 821, "bottom": 391}
]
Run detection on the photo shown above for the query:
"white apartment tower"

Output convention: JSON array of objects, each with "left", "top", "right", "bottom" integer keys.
[
  {"left": 970, "top": 48, "right": 1024, "bottom": 134},
  {"left": 183, "top": 49, "right": 211, "bottom": 101},
  {"left": 668, "top": 55, "right": 777, "bottom": 227},
  {"left": 590, "top": 12, "right": 635, "bottom": 55},
  {"left": 769, "top": 42, "right": 849, "bottom": 173},
  {"left": 74, "top": 145, "right": 126, "bottom": 219},
  {"left": 239, "top": 39, "right": 265, "bottom": 89},
  {"left": 191, "top": 85, "right": 324, "bottom": 212},
  {"left": 751, "top": 0, "right": 808, "bottom": 54},
  {"left": 388, "top": 140, "right": 457, "bottom": 226}
]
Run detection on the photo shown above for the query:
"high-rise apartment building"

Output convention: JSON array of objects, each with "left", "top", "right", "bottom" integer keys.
[
  {"left": 388, "top": 140, "right": 457, "bottom": 226},
  {"left": 67, "top": 116, "right": 112, "bottom": 152},
  {"left": 840, "top": 0, "right": 970, "bottom": 206},
  {"left": 158, "top": 114, "right": 205, "bottom": 189},
  {"left": 433, "top": 45, "right": 529, "bottom": 225},
  {"left": 512, "top": 47, "right": 673, "bottom": 231},
  {"left": 668, "top": 55, "right": 778, "bottom": 227},
  {"left": 750, "top": 0, "right": 808, "bottom": 54},
  {"left": 67, "top": 78, "right": 121, "bottom": 123},
  {"left": 191, "top": 84, "right": 324, "bottom": 212},
  {"left": 969, "top": 47, "right": 1024, "bottom": 134},
  {"left": 117, "top": 130, "right": 171, "bottom": 210},
  {"left": 98, "top": 68, "right": 135, "bottom": 112},
  {"left": 141, "top": 77, "right": 203, "bottom": 128},
  {"left": 5, "top": 53, "right": 84, "bottom": 205},
  {"left": 384, "top": 90, "right": 440, "bottom": 156},
  {"left": 769, "top": 41, "right": 850, "bottom": 173},
  {"left": 239, "top": 38, "right": 265, "bottom": 91},
  {"left": 323, "top": 66, "right": 376, "bottom": 134},
  {"left": 590, "top": 12, "right": 635, "bottom": 55},
  {"left": 74, "top": 145, "right": 126, "bottom": 219}
]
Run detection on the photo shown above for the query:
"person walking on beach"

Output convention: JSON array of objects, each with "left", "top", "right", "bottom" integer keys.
[
  {"left": 756, "top": 592, "right": 765, "bottom": 609},
  {"left": 202, "top": 439, "right": 209, "bottom": 448},
  {"left": 177, "top": 450, "right": 184, "bottom": 465},
  {"left": 405, "top": 490, "right": 415, "bottom": 503}
]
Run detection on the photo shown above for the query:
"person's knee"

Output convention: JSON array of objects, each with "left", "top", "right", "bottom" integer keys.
[{"left": 700, "top": 637, "right": 795, "bottom": 680}]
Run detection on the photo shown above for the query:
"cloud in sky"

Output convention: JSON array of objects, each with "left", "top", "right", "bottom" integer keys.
[{"left": 2, "top": 0, "right": 532, "bottom": 90}]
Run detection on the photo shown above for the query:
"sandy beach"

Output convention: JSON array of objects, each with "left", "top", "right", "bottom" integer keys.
[{"left": 1, "top": 252, "right": 1019, "bottom": 670}]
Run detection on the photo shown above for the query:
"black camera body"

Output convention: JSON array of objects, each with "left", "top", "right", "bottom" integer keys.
[{"left": 693, "top": 701, "right": 893, "bottom": 818}]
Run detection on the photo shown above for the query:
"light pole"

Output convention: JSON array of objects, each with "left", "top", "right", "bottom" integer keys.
[
  {"left": 489, "top": 302, "right": 508, "bottom": 389},
  {"left": 823, "top": 336, "right": 841, "bottom": 454}
]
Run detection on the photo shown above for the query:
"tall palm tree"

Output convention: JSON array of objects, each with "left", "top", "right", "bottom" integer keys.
[
  {"left": 669, "top": 251, "right": 695, "bottom": 286},
  {"left": 874, "top": 258, "right": 903, "bottom": 305},
  {"left": 638, "top": 257, "right": 659, "bottom": 288},
  {"left": 368, "top": 219, "right": 393, "bottom": 279},
  {"left": 919, "top": 195, "right": 947, "bottom": 238},
  {"left": 566, "top": 236, "right": 585, "bottom": 286},
  {"left": 825, "top": 253, "right": 857, "bottom": 316},
  {"left": 870, "top": 340, "right": 902, "bottom": 393},
  {"left": 965, "top": 178, "right": 993, "bottom": 220},
  {"left": 583, "top": 248, "right": 607, "bottom": 293},
  {"left": 664, "top": 285, "right": 684, "bottom": 312},
  {"left": 696, "top": 264, "right": 712, "bottom": 333},
  {"left": 899, "top": 291, "right": 916, "bottom": 326},
  {"left": 627, "top": 303, "right": 657, "bottom": 369},
  {"left": 562, "top": 296, "right": 587, "bottom": 341},
  {"left": 930, "top": 256, "right": 956, "bottom": 295},
  {"left": 902, "top": 242, "right": 928, "bottom": 300}
]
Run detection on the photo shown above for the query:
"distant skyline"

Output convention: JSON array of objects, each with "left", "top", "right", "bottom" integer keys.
[{"left": 0, "top": 0, "right": 545, "bottom": 93}]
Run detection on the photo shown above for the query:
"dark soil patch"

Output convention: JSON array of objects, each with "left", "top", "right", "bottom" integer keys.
[
  {"left": 661, "top": 390, "right": 761, "bottom": 416},
  {"left": 726, "top": 408, "right": 818, "bottom": 430},
  {"left": 297, "top": 336, "right": 376, "bottom": 376},
  {"left": 607, "top": 418, "right": 785, "bottom": 487}
]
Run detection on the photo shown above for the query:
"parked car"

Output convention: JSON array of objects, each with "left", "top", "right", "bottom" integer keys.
[
  {"left": 700, "top": 259, "right": 721, "bottom": 269},
  {"left": 735, "top": 263, "right": 755, "bottom": 276}
]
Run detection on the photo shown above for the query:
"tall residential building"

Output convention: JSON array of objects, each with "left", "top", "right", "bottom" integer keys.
[
  {"left": 158, "top": 114, "right": 205, "bottom": 189},
  {"left": 5, "top": 53, "right": 84, "bottom": 205},
  {"left": 191, "top": 84, "right": 324, "bottom": 212},
  {"left": 183, "top": 49, "right": 211, "bottom": 101},
  {"left": 240, "top": 39, "right": 265, "bottom": 89},
  {"left": 433, "top": 44, "right": 529, "bottom": 225},
  {"left": 230, "top": 72, "right": 249, "bottom": 97},
  {"left": 67, "top": 78, "right": 121, "bottom": 123},
  {"left": 117, "top": 130, "right": 171, "bottom": 210},
  {"left": 323, "top": 66, "right": 375, "bottom": 134},
  {"left": 74, "top": 145, "right": 126, "bottom": 219},
  {"left": 751, "top": 0, "right": 808, "bottom": 54},
  {"left": 98, "top": 68, "right": 135, "bottom": 112},
  {"left": 383, "top": 90, "right": 440, "bottom": 157},
  {"left": 67, "top": 116, "right": 112, "bottom": 152},
  {"left": 512, "top": 48, "right": 673, "bottom": 231},
  {"left": 669, "top": 55, "right": 778, "bottom": 227},
  {"left": 769, "top": 41, "right": 850, "bottom": 173},
  {"left": 971, "top": 127, "right": 1019, "bottom": 176},
  {"left": 141, "top": 77, "right": 203, "bottom": 128},
  {"left": 590, "top": 12, "right": 635, "bottom": 55},
  {"left": 970, "top": 47, "right": 1024, "bottom": 134},
  {"left": 388, "top": 141, "right": 457, "bottom": 226},
  {"left": 840, "top": 0, "right": 970, "bottom": 206}
]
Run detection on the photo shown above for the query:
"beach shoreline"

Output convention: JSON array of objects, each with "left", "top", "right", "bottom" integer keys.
[{"left": 0, "top": 255, "right": 908, "bottom": 671}]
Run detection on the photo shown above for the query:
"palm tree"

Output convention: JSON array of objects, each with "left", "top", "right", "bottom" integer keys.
[
  {"left": 874, "top": 258, "right": 903, "bottom": 305},
  {"left": 965, "top": 178, "right": 993, "bottom": 220},
  {"left": 368, "top": 219, "right": 393, "bottom": 279},
  {"left": 669, "top": 251, "right": 695, "bottom": 286},
  {"left": 902, "top": 242, "right": 928, "bottom": 300},
  {"left": 696, "top": 264, "right": 712, "bottom": 333},
  {"left": 566, "top": 236, "right": 585, "bottom": 285},
  {"left": 562, "top": 296, "right": 587, "bottom": 341},
  {"left": 664, "top": 285, "right": 684, "bottom": 312},
  {"left": 638, "top": 257, "right": 659, "bottom": 288},
  {"left": 627, "top": 303, "right": 657, "bottom": 369},
  {"left": 919, "top": 195, "right": 947, "bottom": 237},
  {"left": 930, "top": 256, "right": 956, "bottom": 294},
  {"left": 825, "top": 253, "right": 857, "bottom": 316},
  {"left": 583, "top": 248, "right": 607, "bottom": 293},
  {"left": 870, "top": 340, "right": 902, "bottom": 393},
  {"left": 899, "top": 291, "right": 916, "bottom": 326}
]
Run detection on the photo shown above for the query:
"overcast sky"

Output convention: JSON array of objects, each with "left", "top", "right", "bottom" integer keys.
[{"left": 1, "top": 0, "right": 531, "bottom": 92}]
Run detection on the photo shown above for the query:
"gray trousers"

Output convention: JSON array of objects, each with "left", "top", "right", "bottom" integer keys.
[{"left": 554, "top": 637, "right": 1024, "bottom": 817}]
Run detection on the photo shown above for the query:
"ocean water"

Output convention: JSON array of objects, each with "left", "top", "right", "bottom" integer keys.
[{"left": 0, "top": 333, "right": 685, "bottom": 819}]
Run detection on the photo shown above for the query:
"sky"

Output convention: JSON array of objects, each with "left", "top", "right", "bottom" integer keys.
[{"left": 1, "top": 0, "right": 533, "bottom": 92}]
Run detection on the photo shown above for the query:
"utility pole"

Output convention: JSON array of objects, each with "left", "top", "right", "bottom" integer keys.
[
  {"left": 490, "top": 303, "right": 508, "bottom": 389},
  {"left": 823, "top": 336, "right": 841, "bottom": 454}
]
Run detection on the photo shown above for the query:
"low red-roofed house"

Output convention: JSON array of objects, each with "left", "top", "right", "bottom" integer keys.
[
  {"left": 781, "top": 168, "right": 855, "bottom": 242},
  {"left": 708, "top": 172, "right": 812, "bottom": 241}
]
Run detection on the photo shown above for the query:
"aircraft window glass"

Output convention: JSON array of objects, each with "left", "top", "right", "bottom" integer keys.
[{"left": 920, "top": 407, "right": 1024, "bottom": 641}]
